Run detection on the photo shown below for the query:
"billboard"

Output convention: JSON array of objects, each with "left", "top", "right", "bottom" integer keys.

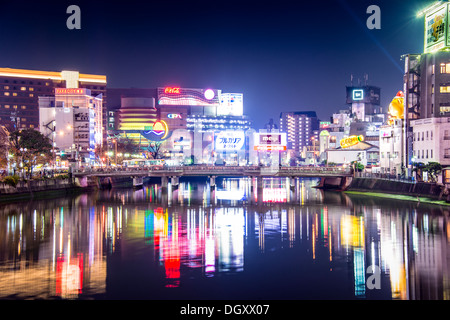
[
  {"left": 425, "top": 3, "right": 447, "bottom": 53},
  {"left": 218, "top": 93, "right": 243, "bottom": 116},
  {"left": 253, "top": 132, "right": 287, "bottom": 151},
  {"left": 215, "top": 130, "right": 245, "bottom": 151},
  {"left": 346, "top": 86, "right": 380, "bottom": 105},
  {"left": 157, "top": 87, "right": 220, "bottom": 106}
]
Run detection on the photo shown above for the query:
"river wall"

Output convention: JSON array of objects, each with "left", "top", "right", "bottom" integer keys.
[
  {"left": 347, "top": 177, "right": 449, "bottom": 201},
  {"left": 0, "top": 175, "right": 141, "bottom": 201}
]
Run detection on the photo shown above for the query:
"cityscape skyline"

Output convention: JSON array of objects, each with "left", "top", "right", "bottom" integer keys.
[{"left": 0, "top": 0, "right": 429, "bottom": 128}]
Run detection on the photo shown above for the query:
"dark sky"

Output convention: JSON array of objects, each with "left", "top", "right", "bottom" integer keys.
[{"left": 0, "top": 0, "right": 431, "bottom": 128}]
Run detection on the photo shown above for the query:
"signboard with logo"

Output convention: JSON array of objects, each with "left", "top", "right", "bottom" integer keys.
[
  {"left": 55, "top": 88, "right": 89, "bottom": 95},
  {"left": 253, "top": 132, "right": 287, "bottom": 151},
  {"left": 215, "top": 131, "right": 245, "bottom": 151},
  {"left": 157, "top": 87, "right": 220, "bottom": 106},
  {"left": 425, "top": 4, "right": 447, "bottom": 53}
]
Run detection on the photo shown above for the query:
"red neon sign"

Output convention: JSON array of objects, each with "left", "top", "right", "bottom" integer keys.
[{"left": 164, "top": 87, "right": 181, "bottom": 94}]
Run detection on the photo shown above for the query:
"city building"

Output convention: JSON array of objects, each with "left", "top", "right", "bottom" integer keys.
[
  {"left": 279, "top": 111, "right": 319, "bottom": 156},
  {"left": 410, "top": 117, "right": 450, "bottom": 166},
  {"left": 379, "top": 120, "right": 403, "bottom": 174},
  {"left": 399, "top": 1, "right": 450, "bottom": 174},
  {"left": 0, "top": 67, "right": 107, "bottom": 134},
  {"left": 326, "top": 140, "right": 379, "bottom": 167},
  {"left": 39, "top": 88, "right": 103, "bottom": 164}
]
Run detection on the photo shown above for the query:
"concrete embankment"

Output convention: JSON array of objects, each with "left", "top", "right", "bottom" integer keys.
[
  {"left": 0, "top": 175, "right": 143, "bottom": 202},
  {"left": 346, "top": 177, "right": 450, "bottom": 204}
]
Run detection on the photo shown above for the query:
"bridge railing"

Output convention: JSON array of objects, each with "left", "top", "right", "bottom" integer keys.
[{"left": 73, "top": 165, "right": 353, "bottom": 175}]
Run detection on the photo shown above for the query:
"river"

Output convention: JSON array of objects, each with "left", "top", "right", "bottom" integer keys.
[{"left": 0, "top": 177, "right": 449, "bottom": 300}]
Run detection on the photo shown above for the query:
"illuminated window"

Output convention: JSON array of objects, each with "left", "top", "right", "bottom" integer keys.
[
  {"left": 4, "top": 105, "right": 10, "bottom": 108},
  {"left": 441, "top": 86, "right": 450, "bottom": 93},
  {"left": 29, "top": 124, "right": 34, "bottom": 128},
  {"left": 441, "top": 63, "right": 450, "bottom": 73},
  {"left": 29, "top": 87, "right": 34, "bottom": 91},
  {"left": 29, "top": 93, "right": 34, "bottom": 97},
  {"left": 21, "top": 106, "right": 26, "bottom": 109},
  {"left": 20, "top": 87, "right": 26, "bottom": 91},
  {"left": 4, "top": 86, "right": 9, "bottom": 89},
  {"left": 13, "top": 105, "right": 17, "bottom": 109},
  {"left": 440, "top": 106, "right": 450, "bottom": 114},
  {"left": 21, "top": 118, "right": 26, "bottom": 122},
  {"left": 4, "top": 92, "right": 9, "bottom": 96},
  {"left": 12, "top": 92, "right": 17, "bottom": 96}
]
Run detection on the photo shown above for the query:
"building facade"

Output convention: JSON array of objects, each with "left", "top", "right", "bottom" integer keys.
[
  {"left": 0, "top": 67, "right": 106, "bottom": 134},
  {"left": 39, "top": 88, "right": 103, "bottom": 164},
  {"left": 279, "top": 111, "right": 319, "bottom": 156}
]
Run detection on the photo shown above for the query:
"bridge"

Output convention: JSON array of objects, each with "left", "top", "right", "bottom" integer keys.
[{"left": 72, "top": 165, "right": 354, "bottom": 190}]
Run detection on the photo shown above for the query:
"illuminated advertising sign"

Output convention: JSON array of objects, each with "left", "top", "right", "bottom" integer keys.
[
  {"left": 140, "top": 120, "right": 170, "bottom": 141},
  {"left": 55, "top": 88, "right": 87, "bottom": 95},
  {"left": 425, "top": 3, "right": 447, "bottom": 53},
  {"left": 215, "top": 131, "right": 245, "bottom": 151},
  {"left": 164, "top": 87, "right": 181, "bottom": 94},
  {"left": 259, "top": 134, "right": 281, "bottom": 145},
  {"left": 218, "top": 93, "right": 244, "bottom": 116},
  {"left": 167, "top": 113, "right": 182, "bottom": 119},
  {"left": 158, "top": 87, "right": 220, "bottom": 106},
  {"left": 253, "top": 132, "right": 287, "bottom": 151},
  {"left": 346, "top": 86, "right": 380, "bottom": 105},
  {"left": 352, "top": 89, "right": 364, "bottom": 100},
  {"left": 340, "top": 135, "right": 364, "bottom": 148}
]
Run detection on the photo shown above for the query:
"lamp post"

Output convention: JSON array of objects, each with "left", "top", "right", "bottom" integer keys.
[
  {"left": 112, "top": 139, "right": 118, "bottom": 166},
  {"left": 19, "top": 147, "right": 27, "bottom": 178}
]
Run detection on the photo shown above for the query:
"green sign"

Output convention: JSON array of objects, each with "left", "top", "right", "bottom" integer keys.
[{"left": 424, "top": 3, "right": 449, "bottom": 53}]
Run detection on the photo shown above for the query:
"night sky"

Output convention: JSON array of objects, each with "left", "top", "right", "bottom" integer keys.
[{"left": 0, "top": 0, "right": 432, "bottom": 128}]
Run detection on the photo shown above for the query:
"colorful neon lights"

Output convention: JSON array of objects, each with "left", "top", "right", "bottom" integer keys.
[
  {"left": 204, "top": 89, "right": 215, "bottom": 100},
  {"left": 340, "top": 135, "right": 364, "bottom": 148},
  {"left": 55, "top": 88, "right": 87, "bottom": 95},
  {"left": 167, "top": 113, "right": 182, "bottom": 119},
  {"left": 164, "top": 87, "right": 181, "bottom": 94},
  {"left": 151, "top": 120, "right": 169, "bottom": 140}
]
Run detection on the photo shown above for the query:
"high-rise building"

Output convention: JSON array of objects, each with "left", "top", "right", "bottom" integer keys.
[
  {"left": 279, "top": 111, "right": 319, "bottom": 155},
  {"left": 0, "top": 67, "right": 107, "bottom": 134}
]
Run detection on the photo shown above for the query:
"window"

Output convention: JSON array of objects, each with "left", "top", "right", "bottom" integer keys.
[
  {"left": 4, "top": 105, "right": 10, "bottom": 109},
  {"left": 426, "top": 131, "right": 429, "bottom": 140},
  {"left": 12, "top": 93, "right": 17, "bottom": 96},
  {"left": 441, "top": 63, "right": 450, "bottom": 73},
  {"left": 431, "top": 149, "right": 433, "bottom": 158},
  {"left": 29, "top": 94, "right": 34, "bottom": 97},
  {"left": 3, "top": 86, "right": 9, "bottom": 89},
  {"left": 20, "top": 87, "right": 26, "bottom": 91},
  {"left": 21, "top": 106, "right": 26, "bottom": 109},
  {"left": 431, "top": 131, "right": 433, "bottom": 140},
  {"left": 413, "top": 132, "right": 416, "bottom": 141},
  {"left": 29, "top": 87, "right": 34, "bottom": 91},
  {"left": 4, "top": 92, "right": 9, "bottom": 96},
  {"left": 426, "top": 150, "right": 428, "bottom": 158}
]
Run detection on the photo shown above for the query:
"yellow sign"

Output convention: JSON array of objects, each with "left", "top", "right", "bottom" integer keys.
[
  {"left": 340, "top": 135, "right": 364, "bottom": 148},
  {"left": 388, "top": 91, "right": 404, "bottom": 124}
]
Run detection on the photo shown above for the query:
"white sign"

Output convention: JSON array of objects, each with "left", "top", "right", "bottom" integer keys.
[{"left": 215, "top": 131, "right": 245, "bottom": 151}]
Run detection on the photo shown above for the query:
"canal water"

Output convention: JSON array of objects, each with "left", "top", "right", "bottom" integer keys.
[{"left": 0, "top": 177, "right": 449, "bottom": 300}]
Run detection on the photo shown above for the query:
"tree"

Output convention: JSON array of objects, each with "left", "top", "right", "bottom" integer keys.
[
  {"left": 425, "top": 162, "right": 442, "bottom": 182},
  {"left": 0, "top": 126, "right": 9, "bottom": 170},
  {"left": 146, "top": 141, "right": 164, "bottom": 159},
  {"left": 9, "top": 129, "right": 52, "bottom": 178}
]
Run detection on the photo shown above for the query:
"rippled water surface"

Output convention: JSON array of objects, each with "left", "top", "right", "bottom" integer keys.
[{"left": 0, "top": 177, "right": 449, "bottom": 300}]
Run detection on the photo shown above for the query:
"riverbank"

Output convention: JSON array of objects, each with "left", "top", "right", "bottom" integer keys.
[{"left": 345, "top": 177, "right": 450, "bottom": 205}]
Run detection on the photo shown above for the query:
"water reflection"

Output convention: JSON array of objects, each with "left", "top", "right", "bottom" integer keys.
[{"left": 0, "top": 177, "right": 449, "bottom": 300}]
